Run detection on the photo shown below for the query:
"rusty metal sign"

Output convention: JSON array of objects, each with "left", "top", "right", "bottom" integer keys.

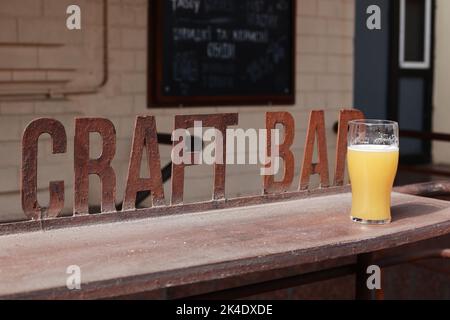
[
  {"left": 123, "top": 116, "right": 165, "bottom": 211},
  {"left": 74, "top": 118, "right": 117, "bottom": 215},
  {"left": 14, "top": 109, "right": 365, "bottom": 228},
  {"left": 21, "top": 118, "right": 67, "bottom": 220},
  {"left": 263, "top": 112, "right": 295, "bottom": 194},
  {"left": 299, "top": 110, "right": 329, "bottom": 190},
  {"left": 171, "top": 113, "right": 239, "bottom": 205}
]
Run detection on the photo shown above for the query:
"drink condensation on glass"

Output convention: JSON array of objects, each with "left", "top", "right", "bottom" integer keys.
[{"left": 347, "top": 120, "right": 399, "bottom": 225}]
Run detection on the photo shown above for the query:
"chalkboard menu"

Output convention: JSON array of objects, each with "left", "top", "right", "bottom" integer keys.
[{"left": 149, "top": 0, "right": 296, "bottom": 106}]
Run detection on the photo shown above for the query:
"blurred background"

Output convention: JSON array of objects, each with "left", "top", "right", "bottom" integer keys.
[{"left": 0, "top": 0, "right": 448, "bottom": 299}]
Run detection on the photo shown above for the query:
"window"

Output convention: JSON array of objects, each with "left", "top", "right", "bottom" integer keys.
[{"left": 399, "top": 0, "right": 432, "bottom": 69}]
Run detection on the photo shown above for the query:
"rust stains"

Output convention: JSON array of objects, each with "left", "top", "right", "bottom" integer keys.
[
  {"left": 299, "top": 110, "right": 330, "bottom": 190},
  {"left": 171, "top": 113, "right": 239, "bottom": 205},
  {"left": 21, "top": 118, "right": 67, "bottom": 220},
  {"left": 123, "top": 116, "right": 165, "bottom": 211},
  {"left": 263, "top": 112, "right": 295, "bottom": 194},
  {"left": 74, "top": 118, "right": 116, "bottom": 215}
]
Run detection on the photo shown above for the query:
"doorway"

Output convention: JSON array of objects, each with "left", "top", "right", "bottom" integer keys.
[{"left": 354, "top": 0, "right": 435, "bottom": 165}]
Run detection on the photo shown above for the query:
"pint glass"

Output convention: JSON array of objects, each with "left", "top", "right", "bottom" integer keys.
[{"left": 347, "top": 120, "right": 399, "bottom": 224}]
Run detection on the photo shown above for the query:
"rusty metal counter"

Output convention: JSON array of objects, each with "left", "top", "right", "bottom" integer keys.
[{"left": 0, "top": 189, "right": 449, "bottom": 299}]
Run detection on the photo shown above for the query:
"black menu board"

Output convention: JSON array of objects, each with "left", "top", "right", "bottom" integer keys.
[{"left": 150, "top": 0, "right": 296, "bottom": 106}]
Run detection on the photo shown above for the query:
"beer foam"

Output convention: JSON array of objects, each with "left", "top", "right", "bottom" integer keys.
[{"left": 348, "top": 144, "right": 399, "bottom": 152}]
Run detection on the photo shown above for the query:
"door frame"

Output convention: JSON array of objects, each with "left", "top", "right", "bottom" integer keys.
[{"left": 387, "top": 0, "right": 436, "bottom": 165}]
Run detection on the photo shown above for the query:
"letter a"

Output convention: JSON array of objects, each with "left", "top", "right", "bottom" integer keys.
[
  {"left": 66, "top": 5, "right": 81, "bottom": 30},
  {"left": 366, "top": 265, "right": 381, "bottom": 290},
  {"left": 66, "top": 265, "right": 81, "bottom": 290},
  {"left": 366, "top": 5, "right": 381, "bottom": 30}
]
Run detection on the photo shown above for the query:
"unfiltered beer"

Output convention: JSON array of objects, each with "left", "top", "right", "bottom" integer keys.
[
  {"left": 348, "top": 145, "right": 399, "bottom": 223},
  {"left": 347, "top": 120, "right": 399, "bottom": 224}
]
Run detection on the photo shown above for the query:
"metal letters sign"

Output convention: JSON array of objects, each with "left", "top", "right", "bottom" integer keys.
[{"left": 9, "top": 109, "right": 365, "bottom": 232}]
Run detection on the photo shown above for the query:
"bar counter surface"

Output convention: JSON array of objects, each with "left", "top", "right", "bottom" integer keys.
[{"left": 0, "top": 188, "right": 449, "bottom": 299}]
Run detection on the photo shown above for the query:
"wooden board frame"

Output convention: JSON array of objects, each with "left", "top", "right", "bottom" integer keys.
[{"left": 147, "top": 0, "right": 297, "bottom": 107}]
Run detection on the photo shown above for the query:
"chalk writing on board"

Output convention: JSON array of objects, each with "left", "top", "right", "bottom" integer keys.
[
  {"left": 207, "top": 42, "right": 235, "bottom": 59},
  {"left": 171, "top": 0, "right": 202, "bottom": 14},
  {"left": 160, "top": 0, "right": 294, "bottom": 99},
  {"left": 247, "top": 14, "right": 278, "bottom": 29},
  {"left": 232, "top": 30, "right": 268, "bottom": 43},
  {"left": 246, "top": 36, "right": 287, "bottom": 83},
  {"left": 178, "top": 18, "right": 232, "bottom": 25},
  {"left": 173, "top": 52, "right": 199, "bottom": 83},
  {"left": 173, "top": 27, "right": 212, "bottom": 42},
  {"left": 204, "top": 0, "right": 235, "bottom": 13}
]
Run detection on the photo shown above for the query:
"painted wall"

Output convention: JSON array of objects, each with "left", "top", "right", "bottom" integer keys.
[{"left": 433, "top": 0, "right": 450, "bottom": 163}]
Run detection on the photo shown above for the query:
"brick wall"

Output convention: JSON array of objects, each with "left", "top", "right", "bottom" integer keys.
[
  {"left": 0, "top": 0, "right": 355, "bottom": 221},
  {"left": 433, "top": 0, "right": 450, "bottom": 163}
]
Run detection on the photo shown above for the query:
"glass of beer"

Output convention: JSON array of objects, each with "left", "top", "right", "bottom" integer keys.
[{"left": 347, "top": 120, "right": 399, "bottom": 224}]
